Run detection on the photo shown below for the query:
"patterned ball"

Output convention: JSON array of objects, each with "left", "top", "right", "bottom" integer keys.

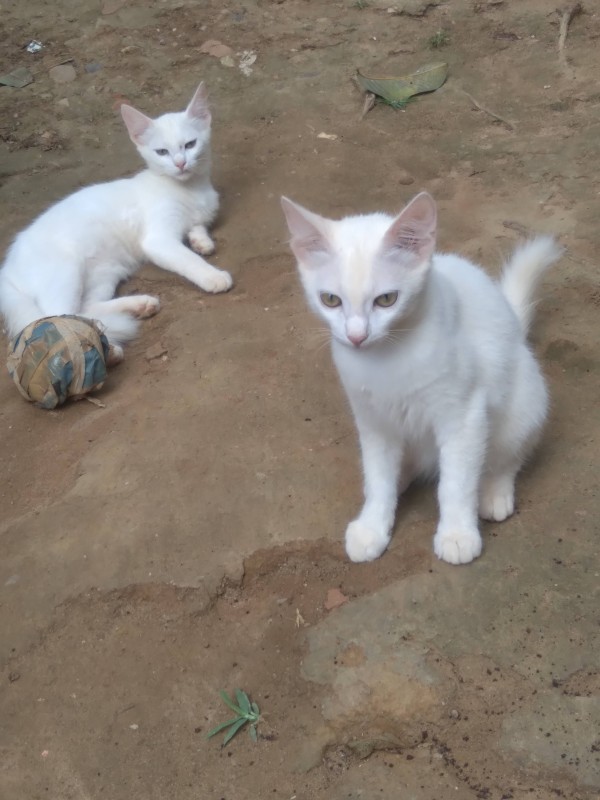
[{"left": 7, "top": 315, "right": 110, "bottom": 409}]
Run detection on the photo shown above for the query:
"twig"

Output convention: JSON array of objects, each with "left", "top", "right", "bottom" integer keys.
[
  {"left": 558, "top": 2, "right": 583, "bottom": 68},
  {"left": 460, "top": 89, "right": 515, "bottom": 131},
  {"left": 85, "top": 396, "right": 106, "bottom": 408},
  {"left": 502, "top": 220, "right": 531, "bottom": 237}
]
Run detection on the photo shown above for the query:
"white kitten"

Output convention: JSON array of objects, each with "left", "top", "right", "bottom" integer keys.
[
  {"left": 0, "top": 82, "right": 232, "bottom": 363},
  {"left": 282, "top": 192, "right": 562, "bottom": 565}
]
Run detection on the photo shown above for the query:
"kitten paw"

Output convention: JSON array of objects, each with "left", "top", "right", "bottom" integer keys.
[
  {"left": 131, "top": 295, "right": 161, "bottom": 319},
  {"left": 106, "top": 344, "right": 124, "bottom": 367},
  {"left": 345, "top": 520, "right": 391, "bottom": 563},
  {"left": 479, "top": 487, "right": 515, "bottom": 522},
  {"left": 199, "top": 269, "right": 233, "bottom": 294},
  {"left": 188, "top": 231, "right": 216, "bottom": 256},
  {"left": 433, "top": 527, "right": 482, "bottom": 565}
]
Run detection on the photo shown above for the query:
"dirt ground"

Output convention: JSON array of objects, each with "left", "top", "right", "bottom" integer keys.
[{"left": 1, "top": 0, "right": 599, "bottom": 798}]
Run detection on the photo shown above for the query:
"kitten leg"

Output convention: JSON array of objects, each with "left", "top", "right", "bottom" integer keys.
[
  {"left": 479, "top": 468, "right": 518, "bottom": 522},
  {"left": 345, "top": 421, "right": 402, "bottom": 563},
  {"left": 480, "top": 351, "right": 547, "bottom": 522},
  {"left": 433, "top": 394, "right": 487, "bottom": 565},
  {"left": 85, "top": 296, "right": 160, "bottom": 319},
  {"left": 188, "top": 225, "right": 215, "bottom": 256},
  {"left": 142, "top": 235, "right": 232, "bottom": 294}
]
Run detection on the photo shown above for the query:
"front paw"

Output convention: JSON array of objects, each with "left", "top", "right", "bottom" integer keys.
[
  {"left": 106, "top": 344, "right": 124, "bottom": 367},
  {"left": 200, "top": 269, "right": 233, "bottom": 294},
  {"left": 132, "top": 294, "right": 161, "bottom": 319},
  {"left": 479, "top": 485, "right": 515, "bottom": 522},
  {"left": 189, "top": 231, "right": 215, "bottom": 256},
  {"left": 433, "top": 525, "right": 482, "bottom": 565},
  {"left": 345, "top": 519, "right": 391, "bottom": 563}
]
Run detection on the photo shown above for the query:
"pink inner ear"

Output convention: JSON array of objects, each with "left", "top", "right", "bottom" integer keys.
[
  {"left": 383, "top": 192, "right": 437, "bottom": 260},
  {"left": 120, "top": 104, "right": 153, "bottom": 142},
  {"left": 281, "top": 197, "right": 331, "bottom": 266},
  {"left": 186, "top": 83, "right": 211, "bottom": 122}
]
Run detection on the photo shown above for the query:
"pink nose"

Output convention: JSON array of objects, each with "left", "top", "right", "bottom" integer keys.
[
  {"left": 348, "top": 332, "right": 367, "bottom": 347},
  {"left": 174, "top": 157, "right": 185, "bottom": 170}
]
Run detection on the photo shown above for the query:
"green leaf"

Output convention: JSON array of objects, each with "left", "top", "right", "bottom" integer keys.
[
  {"left": 249, "top": 724, "right": 258, "bottom": 742},
  {"left": 222, "top": 716, "right": 248, "bottom": 745},
  {"left": 206, "top": 717, "right": 240, "bottom": 739},
  {"left": 356, "top": 62, "right": 448, "bottom": 105},
  {"left": 235, "top": 689, "right": 251, "bottom": 715},
  {"left": 250, "top": 702, "right": 260, "bottom": 718},
  {"left": 219, "top": 690, "right": 245, "bottom": 716}
]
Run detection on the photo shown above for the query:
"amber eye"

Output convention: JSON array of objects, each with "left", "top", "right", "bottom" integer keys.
[
  {"left": 155, "top": 148, "right": 169, "bottom": 156},
  {"left": 374, "top": 291, "right": 398, "bottom": 308},
  {"left": 185, "top": 139, "right": 197, "bottom": 150},
  {"left": 320, "top": 292, "right": 342, "bottom": 308}
]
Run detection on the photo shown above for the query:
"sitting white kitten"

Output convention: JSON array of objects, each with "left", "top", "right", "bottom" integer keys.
[
  {"left": 0, "top": 82, "right": 232, "bottom": 363},
  {"left": 282, "top": 191, "right": 561, "bottom": 565}
]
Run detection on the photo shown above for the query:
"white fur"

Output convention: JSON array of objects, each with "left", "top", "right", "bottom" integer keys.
[
  {"left": 282, "top": 192, "right": 562, "bottom": 565},
  {"left": 0, "top": 83, "right": 232, "bottom": 357}
]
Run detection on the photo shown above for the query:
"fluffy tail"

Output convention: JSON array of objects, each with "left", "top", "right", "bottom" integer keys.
[
  {"left": 500, "top": 236, "right": 563, "bottom": 335},
  {"left": 0, "top": 278, "right": 45, "bottom": 338},
  {"left": 93, "top": 312, "right": 139, "bottom": 346}
]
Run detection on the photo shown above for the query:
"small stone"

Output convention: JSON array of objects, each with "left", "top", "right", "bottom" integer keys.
[
  {"left": 449, "top": 708, "right": 460, "bottom": 719},
  {"left": 49, "top": 64, "right": 76, "bottom": 84},
  {"left": 84, "top": 62, "right": 103, "bottom": 74},
  {"left": 145, "top": 342, "right": 168, "bottom": 361},
  {"left": 8, "top": 671, "right": 20, "bottom": 682},
  {"left": 57, "top": 98, "right": 70, "bottom": 108},
  {"left": 220, "top": 55, "right": 235, "bottom": 68},
  {"left": 397, "top": 170, "right": 415, "bottom": 185}
]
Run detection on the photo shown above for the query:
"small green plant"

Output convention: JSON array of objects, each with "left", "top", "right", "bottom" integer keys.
[
  {"left": 206, "top": 689, "right": 261, "bottom": 744},
  {"left": 353, "top": 0, "right": 369, "bottom": 8},
  {"left": 428, "top": 30, "right": 450, "bottom": 49}
]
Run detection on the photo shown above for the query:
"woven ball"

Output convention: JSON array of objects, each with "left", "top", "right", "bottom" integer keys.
[{"left": 7, "top": 315, "right": 110, "bottom": 409}]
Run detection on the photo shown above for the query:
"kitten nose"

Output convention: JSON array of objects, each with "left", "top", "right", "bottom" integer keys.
[
  {"left": 174, "top": 155, "right": 185, "bottom": 169},
  {"left": 348, "top": 331, "right": 368, "bottom": 347}
]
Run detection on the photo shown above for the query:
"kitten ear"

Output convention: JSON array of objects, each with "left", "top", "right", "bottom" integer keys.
[
  {"left": 121, "top": 104, "right": 154, "bottom": 143},
  {"left": 382, "top": 191, "right": 437, "bottom": 263},
  {"left": 281, "top": 197, "right": 331, "bottom": 267},
  {"left": 186, "top": 82, "right": 211, "bottom": 123}
]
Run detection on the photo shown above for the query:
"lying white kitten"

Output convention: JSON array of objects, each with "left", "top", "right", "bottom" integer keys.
[
  {"left": 0, "top": 82, "right": 231, "bottom": 363},
  {"left": 282, "top": 191, "right": 562, "bottom": 565}
]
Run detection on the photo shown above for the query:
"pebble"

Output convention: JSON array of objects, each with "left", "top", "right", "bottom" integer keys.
[
  {"left": 49, "top": 64, "right": 76, "bottom": 84},
  {"left": 397, "top": 170, "right": 415, "bottom": 185}
]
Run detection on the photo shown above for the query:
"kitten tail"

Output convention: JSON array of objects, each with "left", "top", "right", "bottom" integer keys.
[{"left": 500, "top": 236, "right": 563, "bottom": 335}]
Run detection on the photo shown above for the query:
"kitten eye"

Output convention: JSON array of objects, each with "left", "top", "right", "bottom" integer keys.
[
  {"left": 184, "top": 139, "right": 197, "bottom": 150},
  {"left": 374, "top": 292, "right": 398, "bottom": 308},
  {"left": 320, "top": 292, "right": 342, "bottom": 308},
  {"left": 155, "top": 148, "right": 169, "bottom": 156}
]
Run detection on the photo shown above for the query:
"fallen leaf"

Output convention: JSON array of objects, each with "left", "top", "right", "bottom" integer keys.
[
  {"left": 200, "top": 40, "right": 233, "bottom": 59},
  {"left": 0, "top": 67, "right": 33, "bottom": 88},
  {"left": 324, "top": 588, "right": 349, "bottom": 611}
]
